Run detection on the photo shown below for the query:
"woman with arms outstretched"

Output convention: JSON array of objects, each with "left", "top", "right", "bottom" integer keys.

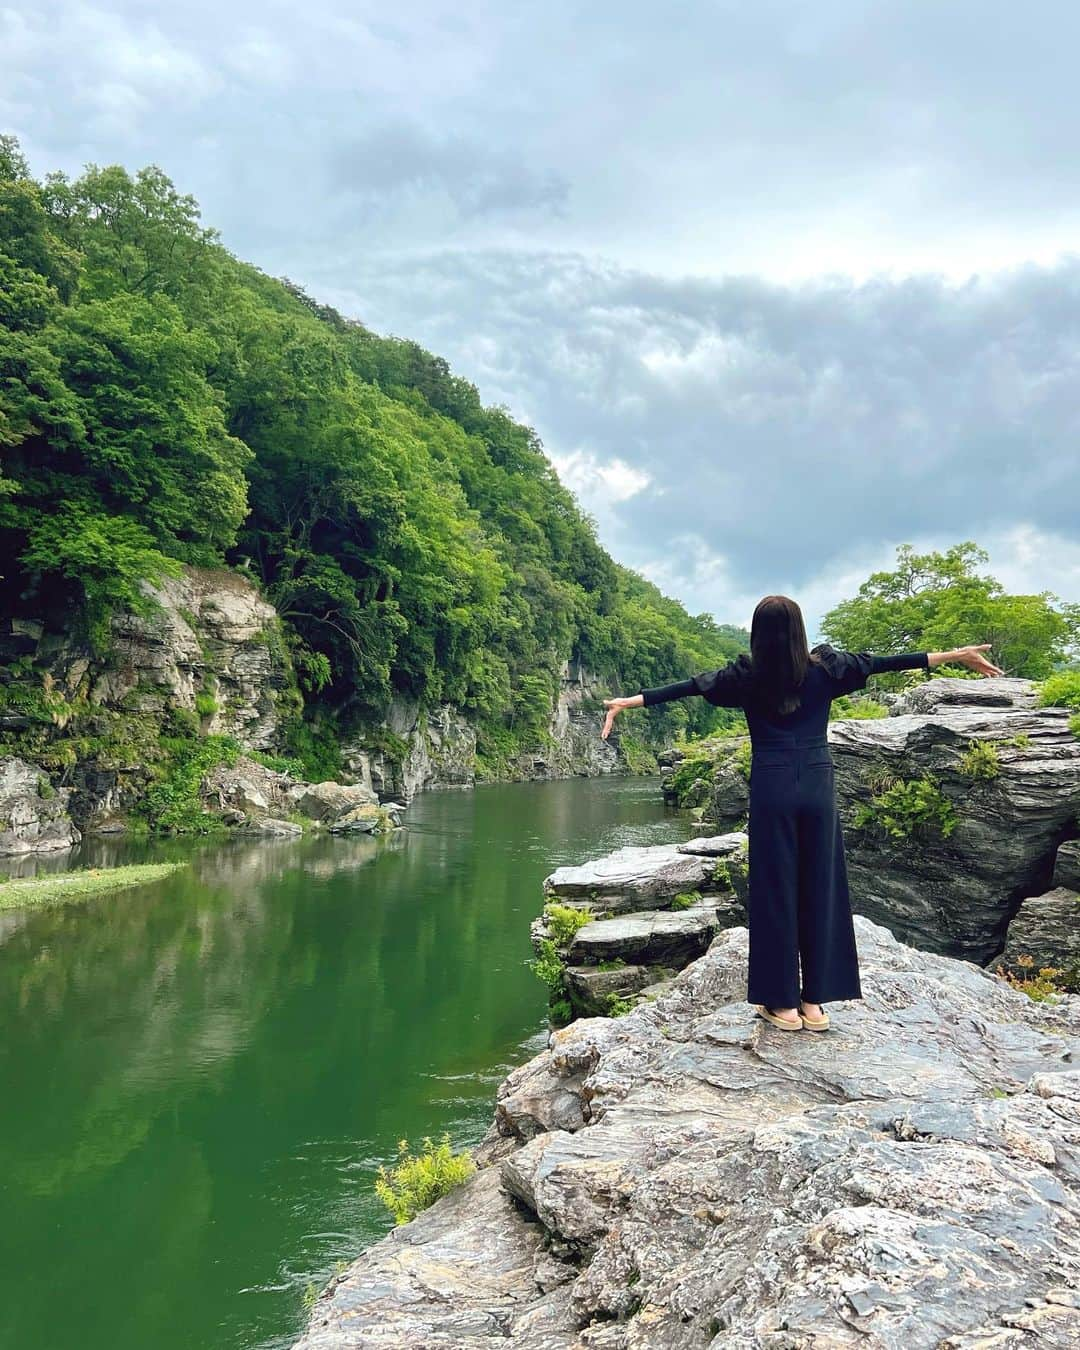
[{"left": 601, "top": 595, "right": 1003, "bottom": 1032}]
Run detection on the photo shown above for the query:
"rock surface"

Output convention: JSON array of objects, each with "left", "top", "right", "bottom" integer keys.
[
  {"left": 831, "top": 679, "right": 1080, "bottom": 963},
  {"left": 0, "top": 757, "right": 80, "bottom": 855},
  {"left": 990, "top": 886, "right": 1080, "bottom": 978},
  {"left": 294, "top": 914, "right": 1080, "bottom": 1349}
]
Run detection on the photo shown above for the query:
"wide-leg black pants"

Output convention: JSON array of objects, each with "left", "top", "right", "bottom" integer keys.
[{"left": 745, "top": 740, "right": 863, "bottom": 1008}]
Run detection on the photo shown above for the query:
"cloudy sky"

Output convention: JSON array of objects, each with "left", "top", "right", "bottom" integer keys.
[{"left": 5, "top": 1, "right": 1080, "bottom": 641}]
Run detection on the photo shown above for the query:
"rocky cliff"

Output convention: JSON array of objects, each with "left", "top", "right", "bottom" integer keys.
[
  {"left": 0, "top": 572, "right": 632, "bottom": 849},
  {"left": 293, "top": 910, "right": 1080, "bottom": 1349},
  {"left": 341, "top": 657, "right": 622, "bottom": 803}
]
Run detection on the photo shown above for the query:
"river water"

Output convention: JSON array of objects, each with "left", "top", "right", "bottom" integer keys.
[{"left": 0, "top": 774, "right": 697, "bottom": 1350}]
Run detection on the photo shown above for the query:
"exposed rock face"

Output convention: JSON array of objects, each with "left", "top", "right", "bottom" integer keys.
[
  {"left": 830, "top": 678, "right": 1080, "bottom": 963},
  {"left": 294, "top": 915, "right": 1080, "bottom": 1349},
  {"left": 0, "top": 757, "right": 80, "bottom": 855},
  {"left": 341, "top": 658, "right": 625, "bottom": 800},
  {"left": 525, "top": 657, "right": 622, "bottom": 782},
  {"left": 342, "top": 700, "right": 478, "bottom": 802},
  {"left": 0, "top": 566, "right": 301, "bottom": 832},
  {"left": 96, "top": 567, "right": 296, "bottom": 750},
  {"left": 991, "top": 886, "right": 1080, "bottom": 979}
]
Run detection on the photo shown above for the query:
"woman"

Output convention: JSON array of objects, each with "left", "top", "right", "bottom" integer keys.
[{"left": 601, "top": 595, "right": 1003, "bottom": 1032}]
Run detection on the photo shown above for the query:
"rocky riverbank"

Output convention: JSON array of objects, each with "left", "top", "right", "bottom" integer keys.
[
  {"left": 293, "top": 900, "right": 1080, "bottom": 1348},
  {"left": 0, "top": 568, "right": 628, "bottom": 855}
]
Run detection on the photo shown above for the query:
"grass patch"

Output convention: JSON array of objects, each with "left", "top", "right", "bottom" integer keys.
[{"left": 0, "top": 862, "right": 187, "bottom": 911}]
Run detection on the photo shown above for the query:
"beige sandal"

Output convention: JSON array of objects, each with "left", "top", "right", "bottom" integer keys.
[
  {"left": 755, "top": 1004, "right": 803, "bottom": 1030},
  {"left": 799, "top": 1003, "right": 830, "bottom": 1031}
]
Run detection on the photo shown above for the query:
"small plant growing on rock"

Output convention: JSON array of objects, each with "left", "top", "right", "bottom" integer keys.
[
  {"left": 549, "top": 998, "right": 573, "bottom": 1026},
  {"left": 1035, "top": 672, "right": 1080, "bottom": 711},
  {"left": 374, "top": 1133, "right": 475, "bottom": 1224},
  {"left": 604, "top": 992, "right": 634, "bottom": 1017},
  {"left": 1009, "top": 733, "right": 1031, "bottom": 748},
  {"left": 829, "top": 694, "right": 889, "bottom": 721},
  {"left": 527, "top": 938, "right": 566, "bottom": 990},
  {"left": 998, "top": 955, "right": 1066, "bottom": 1002},
  {"left": 853, "top": 774, "right": 958, "bottom": 841},
  {"left": 597, "top": 957, "right": 627, "bottom": 970},
  {"left": 958, "top": 738, "right": 1000, "bottom": 780},
  {"left": 711, "top": 859, "right": 733, "bottom": 890},
  {"left": 670, "top": 890, "right": 701, "bottom": 910},
  {"left": 543, "top": 902, "right": 593, "bottom": 946}
]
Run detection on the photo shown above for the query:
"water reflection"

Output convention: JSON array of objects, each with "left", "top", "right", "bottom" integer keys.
[{"left": 0, "top": 775, "right": 693, "bottom": 1350}]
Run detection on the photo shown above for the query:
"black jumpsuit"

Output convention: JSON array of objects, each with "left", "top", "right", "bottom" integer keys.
[{"left": 639, "top": 643, "right": 930, "bottom": 1008}]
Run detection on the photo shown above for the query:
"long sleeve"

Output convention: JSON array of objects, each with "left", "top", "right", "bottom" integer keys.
[
  {"left": 639, "top": 661, "right": 748, "bottom": 708},
  {"left": 814, "top": 643, "right": 928, "bottom": 697}
]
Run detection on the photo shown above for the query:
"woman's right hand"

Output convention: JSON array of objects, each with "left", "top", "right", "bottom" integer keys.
[
  {"left": 601, "top": 697, "right": 635, "bottom": 740},
  {"left": 954, "top": 644, "right": 1005, "bottom": 677}
]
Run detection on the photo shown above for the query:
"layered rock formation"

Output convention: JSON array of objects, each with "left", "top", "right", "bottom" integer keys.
[{"left": 293, "top": 914, "right": 1080, "bottom": 1349}]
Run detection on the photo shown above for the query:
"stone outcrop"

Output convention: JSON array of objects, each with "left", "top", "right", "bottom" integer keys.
[
  {"left": 0, "top": 565, "right": 302, "bottom": 832},
  {"left": 201, "top": 757, "right": 403, "bottom": 835},
  {"left": 0, "top": 757, "right": 80, "bottom": 855},
  {"left": 293, "top": 914, "right": 1080, "bottom": 1349},
  {"left": 342, "top": 701, "right": 478, "bottom": 802},
  {"left": 537, "top": 836, "right": 749, "bottom": 1017}
]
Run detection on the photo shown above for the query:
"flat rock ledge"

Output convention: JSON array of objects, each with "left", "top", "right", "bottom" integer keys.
[{"left": 293, "top": 915, "right": 1080, "bottom": 1350}]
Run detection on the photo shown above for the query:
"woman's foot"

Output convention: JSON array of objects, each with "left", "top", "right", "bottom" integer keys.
[
  {"left": 767, "top": 1006, "right": 801, "bottom": 1025},
  {"left": 800, "top": 1000, "right": 823, "bottom": 1020}
]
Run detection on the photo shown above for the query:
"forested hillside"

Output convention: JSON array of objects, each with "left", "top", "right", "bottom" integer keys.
[{"left": 0, "top": 137, "right": 747, "bottom": 776}]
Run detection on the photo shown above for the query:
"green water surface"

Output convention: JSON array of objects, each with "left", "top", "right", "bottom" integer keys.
[{"left": 0, "top": 774, "right": 696, "bottom": 1350}]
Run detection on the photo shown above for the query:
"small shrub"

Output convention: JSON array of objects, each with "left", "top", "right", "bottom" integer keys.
[
  {"left": 194, "top": 692, "right": 218, "bottom": 717},
  {"left": 1009, "top": 733, "right": 1031, "bottom": 748},
  {"left": 1035, "top": 672, "right": 1080, "bottom": 711},
  {"left": 605, "top": 992, "right": 634, "bottom": 1017},
  {"left": 958, "top": 738, "right": 1000, "bottom": 780},
  {"left": 37, "top": 775, "right": 55, "bottom": 800},
  {"left": 548, "top": 997, "right": 573, "bottom": 1026},
  {"left": 543, "top": 902, "right": 593, "bottom": 946},
  {"left": 853, "top": 773, "right": 958, "bottom": 841},
  {"left": 527, "top": 938, "right": 565, "bottom": 990},
  {"left": 711, "top": 859, "right": 733, "bottom": 891},
  {"left": 829, "top": 695, "right": 889, "bottom": 721},
  {"left": 374, "top": 1133, "right": 475, "bottom": 1224},
  {"left": 999, "top": 955, "right": 1066, "bottom": 1002},
  {"left": 596, "top": 957, "right": 627, "bottom": 970},
  {"left": 670, "top": 890, "right": 701, "bottom": 910},
  {"left": 668, "top": 753, "right": 716, "bottom": 804}
]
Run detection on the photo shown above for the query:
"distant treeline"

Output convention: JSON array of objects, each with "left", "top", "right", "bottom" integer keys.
[{"left": 0, "top": 137, "right": 748, "bottom": 765}]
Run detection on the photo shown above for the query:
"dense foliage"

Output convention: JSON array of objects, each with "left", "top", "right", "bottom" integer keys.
[
  {"left": 820, "top": 542, "right": 1080, "bottom": 680},
  {"left": 0, "top": 138, "right": 745, "bottom": 760}
]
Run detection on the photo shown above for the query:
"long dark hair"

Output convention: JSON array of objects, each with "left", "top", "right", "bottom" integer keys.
[{"left": 748, "top": 595, "right": 815, "bottom": 716}]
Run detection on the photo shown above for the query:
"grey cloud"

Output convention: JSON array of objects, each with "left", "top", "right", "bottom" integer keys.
[
  {"left": 332, "top": 123, "right": 569, "bottom": 219},
  {"left": 318, "top": 249, "right": 1080, "bottom": 619}
]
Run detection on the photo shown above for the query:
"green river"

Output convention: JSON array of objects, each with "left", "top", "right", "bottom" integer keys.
[{"left": 0, "top": 774, "right": 697, "bottom": 1350}]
